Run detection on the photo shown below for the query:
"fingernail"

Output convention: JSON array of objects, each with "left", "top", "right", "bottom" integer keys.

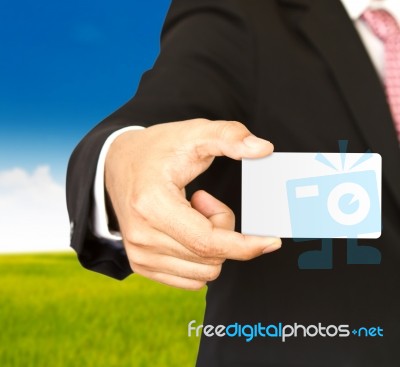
[
  {"left": 262, "top": 238, "right": 282, "bottom": 254},
  {"left": 243, "top": 135, "right": 271, "bottom": 149}
]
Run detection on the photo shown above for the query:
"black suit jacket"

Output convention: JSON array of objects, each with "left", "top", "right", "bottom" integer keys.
[{"left": 67, "top": 0, "right": 400, "bottom": 365}]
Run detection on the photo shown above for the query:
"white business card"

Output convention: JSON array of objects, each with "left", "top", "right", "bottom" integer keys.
[{"left": 242, "top": 153, "right": 382, "bottom": 239}]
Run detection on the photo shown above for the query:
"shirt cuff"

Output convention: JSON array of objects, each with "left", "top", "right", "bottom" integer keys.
[{"left": 92, "top": 126, "right": 145, "bottom": 240}]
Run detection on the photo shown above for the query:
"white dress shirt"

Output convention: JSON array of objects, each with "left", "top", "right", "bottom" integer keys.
[{"left": 92, "top": 0, "right": 400, "bottom": 241}]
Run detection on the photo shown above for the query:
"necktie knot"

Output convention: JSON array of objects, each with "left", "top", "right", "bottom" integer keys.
[
  {"left": 362, "top": 9, "right": 400, "bottom": 41},
  {"left": 362, "top": 8, "right": 400, "bottom": 141}
]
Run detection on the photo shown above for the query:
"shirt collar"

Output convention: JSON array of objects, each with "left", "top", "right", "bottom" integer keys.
[
  {"left": 341, "top": 0, "right": 400, "bottom": 24},
  {"left": 341, "top": 0, "right": 370, "bottom": 20}
]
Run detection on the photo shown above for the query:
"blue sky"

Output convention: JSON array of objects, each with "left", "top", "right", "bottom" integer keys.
[
  {"left": 0, "top": 0, "right": 171, "bottom": 184},
  {"left": 0, "top": 0, "right": 171, "bottom": 252}
]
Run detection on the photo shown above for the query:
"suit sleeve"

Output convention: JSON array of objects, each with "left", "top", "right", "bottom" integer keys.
[{"left": 66, "top": 0, "right": 256, "bottom": 280}]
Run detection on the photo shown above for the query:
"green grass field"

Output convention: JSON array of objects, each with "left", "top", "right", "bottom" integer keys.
[{"left": 0, "top": 253, "right": 206, "bottom": 367}]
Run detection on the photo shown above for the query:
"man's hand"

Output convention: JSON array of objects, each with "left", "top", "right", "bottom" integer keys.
[{"left": 105, "top": 119, "right": 281, "bottom": 290}]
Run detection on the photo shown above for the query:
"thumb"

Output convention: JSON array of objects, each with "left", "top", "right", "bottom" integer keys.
[
  {"left": 190, "top": 190, "right": 235, "bottom": 230},
  {"left": 194, "top": 120, "right": 274, "bottom": 160}
]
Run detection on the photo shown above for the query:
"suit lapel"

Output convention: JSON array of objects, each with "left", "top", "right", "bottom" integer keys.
[{"left": 279, "top": 0, "right": 400, "bottom": 210}]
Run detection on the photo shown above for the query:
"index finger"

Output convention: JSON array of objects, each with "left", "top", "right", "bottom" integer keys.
[{"left": 151, "top": 189, "right": 281, "bottom": 260}]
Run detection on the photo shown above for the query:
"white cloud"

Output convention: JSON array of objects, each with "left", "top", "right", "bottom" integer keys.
[{"left": 0, "top": 166, "right": 72, "bottom": 253}]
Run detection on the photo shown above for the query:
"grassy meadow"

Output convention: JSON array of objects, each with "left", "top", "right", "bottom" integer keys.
[{"left": 0, "top": 253, "right": 206, "bottom": 367}]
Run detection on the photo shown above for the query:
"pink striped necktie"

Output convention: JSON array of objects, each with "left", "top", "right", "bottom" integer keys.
[{"left": 362, "top": 9, "right": 400, "bottom": 141}]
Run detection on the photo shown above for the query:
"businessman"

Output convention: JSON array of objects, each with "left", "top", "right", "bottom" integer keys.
[{"left": 67, "top": 0, "right": 400, "bottom": 365}]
